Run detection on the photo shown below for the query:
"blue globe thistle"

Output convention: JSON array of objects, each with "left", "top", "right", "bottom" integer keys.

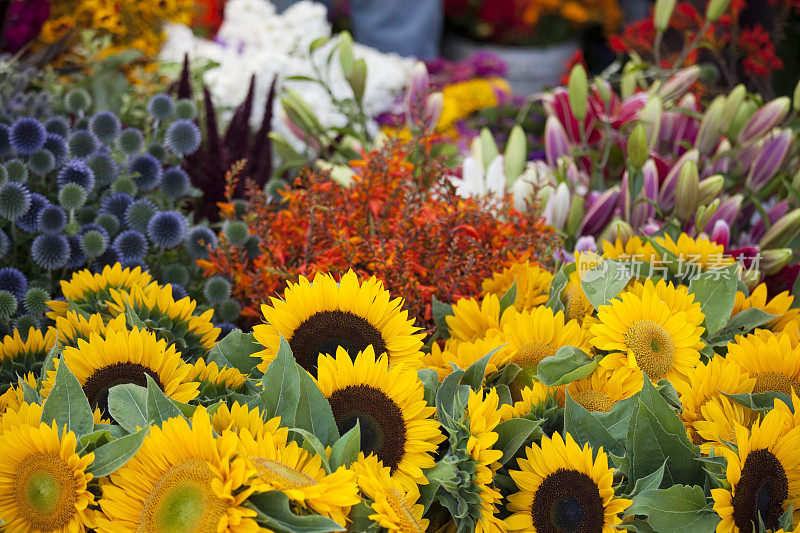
[
  {"left": 161, "top": 264, "right": 188, "bottom": 286},
  {"left": 0, "top": 268, "right": 28, "bottom": 301},
  {"left": 64, "top": 235, "right": 85, "bottom": 269},
  {"left": 78, "top": 222, "right": 109, "bottom": 240},
  {"left": 9, "top": 117, "right": 46, "bottom": 155},
  {"left": 0, "top": 291, "right": 17, "bottom": 319},
  {"left": 170, "top": 283, "right": 188, "bottom": 301},
  {"left": 185, "top": 225, "right": 218, "bottom": 260},
  {"left": 64, "top": 88, "right": 92, "bottom": 113},
  {"left": 16, "top": 193, "right": 48, "bottom": 233},
  {"left": 216, "top": 322, "right": 237, "bottom": 339},
  {"left": 147, "top": 210, "right": 187, "bottom": 248},
  {"left": 57, "top": 159, "right": 96, "bottom": 191},
  {"left": 99, "top": 192, "right": 133, "bottom": 220},
  {"left": 118, "top": 128, "right": 144, "bottom": 156},
  {"left": 165, "top": 119, "right": 201, "bottom": 155},
  {"left": 5, "top": 159, "right": 28, "bottom": 182},
  {"left": 43, "top": 133, "right": 68, "bottom": 165},
  {"left": 37, "top": 204, "right": 67, "bottom": 234},
  {"left": 265, "top": 178, "right": 289, "bottom": 199},
  {"left": 89, "top": 111, "right": 121, "bottom": 143},
  {"left": 113, "top": 229, "right": 148, "bottom": 263},
  {"left": 87, "top": 152, "right": 118, "bottom": 187},
  {"left": 222, "top": 220, "right": 249, "bottom": 246},
  {"left": 244, "top": 234, "right": 261, "bottom": 260},
  {"left": 147, "top": 142, "right": 167, "bottom": 162},
  {"left": 128, "top": 153, "right": 162, "bottom": 191},
  {"left": 28, "top": 149, "right": 55, "bottom": 176},
  {"left": 44, "top": 116, "right": 70, "bottom": 138},
  {"left": 203, "top": 276, "right": 231, "bottom": 304},
  {"left": 124, "top": 198, "right": 157, "bottom": 233},
  {"left": 74, "top": 117, "right": 89, "bottom": 131},
  {"left": 32, "top": 233, "right": 70, "bottom": 270},
  {"left": 13, "top": 315, "right": 39, "bottom": 336},
  {"left": 0, "top": 166, "right": 6, "bottom": 182},
  {"left": 111, "top": 176, "right": 137, "bottom": 196},
  {"left": 68, "top": 129, "right": 98, "bottom": 159},
  {"left": 147, "top": 94, "right": 175, "bottom": 120},
  {"left": 174, "top": 99, "right": 197, "bottom": 120},
  {"left": 0, "top": 229, "right": 8, "bottom": 259},
  {"left": 23, "top": 287, "right": 50, "bottom": 316},
  {"left": 76, "top": 206, "right": 97, "bottom": 225},
  {"left": 93, "top": 247, "right": 120, "bottom": 270},
  {"left": 0, "top": 124, "right": 11, "bottom": 158},
  {"left": 160, "top": 166, "right": 191, "bottom": 200},
  {"left": 58, "top": 183, "right": 88, "bottom": 212},
  {"left": 95, "top": 212, "right": 120, "bottom": 237},
  {"left": 0, "top": 181, "right": 31, "bottom": 221}
]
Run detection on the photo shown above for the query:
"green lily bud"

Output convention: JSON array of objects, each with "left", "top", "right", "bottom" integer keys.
[
  {"left": 759, "top": 208, "right": 800, "bottom": 249},
  {"left": 694, "top": 199, "right": 719, "bottom": 232},
  {"left": 760, "top": 249, "right": 793, "bottom": 276},
  {"left": 640, "top": 96, "right": 662, "bottom": 148},
  {"left": 627, "top": 124, "right": 648, "bottom": 169},
  {"left": 594, "top": 77, "right": 612, "bottom": 107},
  {"left": 621, "top": 62, "right": 639, "bottom": 99},
  {"left": 349, "top": 58, "right": 367, "bottom": 104},
  {"left": 794, "top": 78, "right": 800, "bottom": 112},
  {"left": 654, "top": 0, "right": 676, "bottom": 31},
  {"left": 479, "top": 128, "right": 499, "bottom": 170},
  {"left": 504, "top": 125, "right": 527, "bottom": 185},
  {"left": 742, "top": 267, "right": 761, "bottom": 292},
  {"left": 722, "top": 85, "right": 746, "bottom": 126},
  {"left": 566, "top": 194, "right": 585, "bottom": 235},
  {"left": 603, "top": 218, "right": 634, "bottom": 245},
  {"left": 706, "top": 0, "right": 730, "bottom": 22},
  {"left": 339, "top": 31, "right": 354, "bottom": 78},
  {"left": 695, "top": 95, "right": 726, "bottom": 154},
  {"left": 568, "top": 64, "right": 588, "bottom": 122},
  {"left": 674, "top": 160, "right": 699, "bottom": 223},
  {"left": 697, "top": 175, "right": 725, "bottom": 205}
]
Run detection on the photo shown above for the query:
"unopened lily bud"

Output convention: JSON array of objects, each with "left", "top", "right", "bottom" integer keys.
[
  {"left": 709, "top": 219, "right": 730, "bottom": 248},
  {"left": 605, "top": 218, "right": 634, "bottom": 245},
  {"left": 737, "top": 97, "right": 791, "bottom": 144},
  {"left": 694, "top": 95, "right": 726, "bottom": 154},
  {"left": 794, "top": 78, "right": 800, "bottom": 112},
  {"left": 698, "top": 175, "right": 724, "bottom": 205},
  {"left": 695, "top": 199, "right": 719, "bottom": 232},
  {"left": 566, "top": 194, "right": 585, "bottom": 235},
  {"left": 658, "top": 66, "right": 700, "bottom": 102},
  {"left": 512, "top": 177, "right": 534, "bottom": 213},
  {"left": 422, "top": 92, "right": 443, "bottom": 133},
  {"left": 579, "top": 187, "right": 620, "bottom": 236},
  {"left": 594, "top": 77, "right": 612, "bottom": 107},
  {"left": 404, "top": 61, "right": 430, "bottom": 126},
  {"left": 711, "top": 140, "right": 731, "bottom": 175},
  {"left": 280, "top": 110, "right": 321, "bottom": 152},
  {"left": 568, "top": 64, "right": 588, "bottom": 122},
  {"left": 760, "top": 208, "right": 800, "bottom": 249},
  {"left": 544, "top": 116, "right": 570, "bottom": 167},
  {"left": 621, "top": 63, "right": 639, "bottom": 100},
  {"left": 746, "top": 129, "right": 795, "bottom": 190},
  {"left": 760, "top": 249, "right": 794, "bottom": 276},
  {"left": 659, "top": 149, "right": 699, "bottom": 210},
  {"left": 702, "top": 194, "right": 742, "bottom": 234},
  {"left": 349, "top": 58, "right": 367, "bottom": 104},
  {"left": 281, "top": 90, "right": 324, "bottom": 137},
  {"left": 727, "top": 100, "right": 757, "bottom": 141},
  {"left": 706, "top": 0, "right": 731, "bottom": 22},
  {"left": 742, "top": 267, "right": 761, "bottom": 292},
  {"left": 654, "top": 0, "right": 676, "bottom": 31},
  {"left": 721, "top": 85, "right": 746, "bottom": 126},
  {"left": 793, "top": 169, "right": 800, "bottom": 191},
  {"left": 641, "top": 96, "right": 662, "bottom": 148},
  {"left": 479, "top": 128, "right": 499, "bottom": 170},
  {"left": 627, "top": 125, "right": 648, "bottom": 169},
  {"left": 543, "top": 182, "right": 571, "bottom": 230},
  {"left": 504, "top": 125, "right": 527, "bottom": 185},
  {"left": 338, "top": 32, "right": 354, "bottom": 78},
  {"left": 674, "top": 160, "right": 699, "bottom": 223}
]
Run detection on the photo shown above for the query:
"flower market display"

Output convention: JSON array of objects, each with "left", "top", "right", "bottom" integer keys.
[{"left": 3, "top": 0, "right": 800, "bottom": 531}]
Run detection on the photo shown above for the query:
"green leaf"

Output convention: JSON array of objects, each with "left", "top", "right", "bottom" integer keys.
[
  {"left": 79, "top": 429, "right": 114, "bottom": 453},
  {"left": 536, "top": 346, "right": 598, "bottom": 386},
  {"left": 146, "top": 374, "right": 181, "bottom": 426},
  {"left": 436, "top": 368, "right": 468, "bottom": 429},
  {"left": 108, "top": 384, "right": 148, "bottom": 434},
  {"left": 41, "top": 361, "right": 94, "bottom": 437},
  {"left": 708, "top": 308, "right": 777, "bottom": 347},
  {"left": 290, "top": 429, "right": 332, "bottom": 474},
  {"left": 21, "top": 377, "right": 40, "bottom": 404},
  {"left": 723, "top": 391, "right": 792, "bottom": 413},
  {"left": 580, "top": 260, "right": 632, "bottom": 311},
  {"left": 688, "top": 264, "right": 738, "bottom": 336},
  {"left": 432, "top": 296, "right": 454, "bottom": 338},
  {"left": 498, "top": 280, "right": 517, "bottom": 314},
  {"left": 329, "top": 421, "right": 360, "bottom": 470},
  {"left": 564, "top": 392, "right": 638, "bottom": 458},
  {"left": 125, "top": 302, "right": 147, "bottom": 329},
  {"left": 546, "top": 263, "right": 575, "bottom": 313},
  {"left": 250, "top": 491, "right": 346, "bottom": 532},
  {"left": 42, "top": 342, "right": 62, "bottom": 375},
  {"left": 89, "top": 428, "right": 148, "bottom": 477},
  {"left": 624, "top": 485, "right": 720, "bottom": 532},
  {"left": 295, "top": 367, "right": 339, "bottom": 447},
  {"left": 626, "top": 461, "right": 667, "bottom": 498},
  {"left": 462, "top": 348, "right": 501, "bottom": 391},
  {"left": 494, "top": 418, "right": 541, "bottom": 465},
  {"left": 261, "top": 336, "right": 300, "bottom": 428},
  {"left": 418, "top": 369, "right": 440, "bottom": 406},
  {"left": 207, "top": 329, "right": 263, "bottom": 377}
]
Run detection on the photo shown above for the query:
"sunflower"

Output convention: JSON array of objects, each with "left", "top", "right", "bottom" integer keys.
[
  {"left": 625, "top": 279, "right": 704, "bottom": 329},
  {"left": 732, "top": 283, "right": 799, "bottom": 332},
  {"left": 481, "top": 260, "right": 553, "bottom": 312},
  {"left": 0, "top": 372, "right": 38, "bottom": 415},
  {"left": 654, "top": 233, "right": 735, "bottom": 272},
  {"left": 506, "top": 432, "right": 631, "bottom": 532},
  {"left": 591, "top": 282, "right": 704, "bottom": 386},
  {"left": 238, "top": 428, "right": 360, "bottom": 526},
  {"left": 0, "top": 400, "right": 43, "bottom": 434},
  {"left": 189, "top": 358, "right": 248, "bottom": 392},
  {"left": 40, "top": 327, "right": 199, "bottom": 419},
  {"left": 211, "top": 401, "right": 288, "bottom": 444},
  {"left": 694, "top": 395, "right": 758, "bottom": 455},
  {"left": 561, "top": 271, "right": 597, "bottom": 327},
  {"left": 726, "top": 331, "right": 800, "bottom": 396},
  {"left": 316, "top": 346, "right": 444, "bottom": 488},
  {"left": 425, "top": 330, "right": 512, "bottom": 381},
  {"left": 712, "top": 406, "right": 800, "bottom": 532},
  {"left": 107, "top": 282, "right": 219, "bottom": 362},
  {"left": 50, "top": 311, "right": 127, "bottom": 349},
  {"left": 566, "top": 365, "right": 642, "bottom": 413},
  {"left": 0, "top": 327, "right": 55, "bottom": 391},
  {"left": 46, "top": 263, "right": 153, "bottom": 320},
  {"left": 254, "top": 270, "right": 424, "bottom": 375},
  {"left": 0, "top": 421, "right": 96, "bottom": 532},
  {"left": 97, "top": 406, "right": 260, "bottom": 532},
  {"left": 601, "top": 236, "right": 659, "bottom": 263},
  {"left": 446, "top": 293, "right": 504, "bottom": 344},
  {"left": 499, "top": 382, "right": 565, "bottom": 421},
  {"left": 352, "top": 454, "right": 428, "bottom": 532}
]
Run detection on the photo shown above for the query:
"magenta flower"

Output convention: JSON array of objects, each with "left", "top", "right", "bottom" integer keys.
[{"left": 1, "top": 0, "right": 50, "bottom": 52}]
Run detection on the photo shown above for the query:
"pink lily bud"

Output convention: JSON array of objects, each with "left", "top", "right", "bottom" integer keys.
[
  {"left": 746, "top": 129, "right": 795, "bottom": 190},
  {"left": 671, "top": 93, "right": 699, "bottom": 153},
  {"left": 544, "top": 116, "right": 571, "bottom": 167},
  {"left": 422, "top": 92, "right": 444, "bottom": 133},
  {"left": 579, "top": 186, "right": 620, "bottom": 236},
  {"left": 736, "top": 96, "right": 790, "bottom": 144},
  {"left": 736, "top": 138, "right": 763, "bottom": 175},
  {"left": 404, "top": 61, "right": 430, "bottom": 126},
  {"left": 641, "top": 220, "right": 662, "bottom": 235},
  {"left": 659, "top": 149, "right": 699, "bottom": 211},
  {"left": 751, "top": 200, "right": 789, "bottom": 243},
  {"left": 710, "top": 139, "right": 731, "bottom": 176},
  {"left": 631, "top": 160, "right": 659, "bottom": 230},
  {"left": 710, "top": 219, "right": 731, "bottom": 248},
  {"left": 658, "top": 66, "right": 701, "bottom": 102},
  {"left": 702, "top": 194, "right": 743, "bottom": 234}
]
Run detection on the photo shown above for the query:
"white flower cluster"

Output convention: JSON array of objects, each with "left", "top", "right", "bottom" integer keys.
[{"left": 159, "top": 0, "right": 414, "bottom": 151}]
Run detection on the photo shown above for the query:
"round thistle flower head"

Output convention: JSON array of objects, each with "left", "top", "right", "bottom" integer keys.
[
  {"left": 0, "top": 166, "right": 6, "bottom": 182},
  {"left": 13, "top": 314, "right": 39, "bottom": 334},
  {"left": 5, "top": 159, "right": 28, "bottom": 182},
  {"left": 23, "top": 287, "right": 50, "bottom": 316},
  {"left": 147, "top": 94, "right": 175, "bottom": 120},
  {"left": 244, "top": 234, "right": 261, "bottom": 259},
  {"left": 222, "top": 220, "right": 249, "bottom": 246},
  {"left": 58, "top": 183, "right": 87, "bottom": 212},
  {"left": 216, "top": 322, "right": 236, "bottom": 338},
  {"left": 28, "top": 149, "right": 55, "bottom": 176},
  {"left": 64, "top": 88, "right": 92, "bottom": 113},
  {"left": 76, "top": 206, "right": 96, "bottom": 225},
  {"left": 174, "top": 98, "right": 197, "bottom": 120},
  {"left": 9, "top": 117, "right": 46, "bottom": 154},
  {"left": 37, "top": 204, "right": 67, "bottom": 234},
  {"left": 43, "top": 133, "right": 68, "bottom": 164},
  {"left": 215, "top": 299, "right": 241, "bottom": 323},
  {"left": 44, "top": 116, "right": 70, "bottom": 138},
  {"left": 161, "top": 264, "right": 189, "bottom": 287},
  {"left": 89, "top": 111, "right": 121, "bottom": 143},
  {"left": 128, "top": 153, "right": 162, "bottom": 191},
  {"left": 147, "top": 142, "right": 167, "bottom": 162},
  {"left": 165, "top": 119, "right": 201, "bottom": 155},
  {"left": 147, "top": 210, "right": 187, "bottom": 248},
  {"left": 0, "top": 267, "right": 28, "bottom": 301},
  {"left": 87, "top": 152, "right": 118, "bottom": 187},
  {"left": 185, "top": 226, "right": 218, "bottom": 260},
  {"left": 99, "top": 192, "right": 133, "bottom": 220},
  {"left": 265, "top": 177, "right": 289, "bottom": 199},
  {"left": 57, "top": 159, "right": 95, "bottom": 191},
  {"left": 0, "top": 229, "right": 9, "bottom": 259},
  {"left": 232, "top": 200, "right": 247, "bottom": 218},
  {"left": 68, "top": 129, "right": 99, "bottom": 159},
  {"left": 170, "top": 283, "right": 188, "bottom": 300},
  {"left": 203, "top": 276, "right": 231, "bottom": 305},
  {"left": 64, "top": 235, "right": 85, "bottom": 269},
  {"left": 0, "top": 181, "right": 31, "bottom": 220},
  {"left": 113, "top": 229, "right": 148, "bottom": 263},
  {"left": 0, "top": 290, "right": 17, "bottom": 318},
  {"left": 16, "top": 193, "right": 48, "bottom": 233},
  {"left": 32, "top": 233, "right": 70, "bottom": 270},
  {"left": 0, "top": 124, "right": 11, "bottom": 158},
  {"left": 111, "top": 176, "right": 137, "bottom": 196},
  {"left": 95, "top": 212, "right": 120, "bottom": 237},
  {"left": 74, "top": 117, "right": 89, "bottom": 130},
  {"left": 117, "top": 128, "right": 144, "bottom": 156},
  {"left": 80, "top": 229, "right": 108, "bottom": 259},
  {"left": 160, "top": 167, "right": 191, "bottom": 200},
  {"left": 125, "top": 198, "right": 157, "bottom": 233}
]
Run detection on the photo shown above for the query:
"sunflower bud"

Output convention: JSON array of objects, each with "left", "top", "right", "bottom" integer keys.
[
  {"left": 737, "top": 97, "right": 791, "bottom": 144},
  {"left": 759, "top": 208, "right": 800, "bottom": 249},
  {"left": 654, "top": 0, "right": 676, "bottom": 31},
  {"left": 568, "top": 64, "right": 588, "bottom": 122},
  {"left": 697, "top": 175, "right": 724, "bottom": 206},
  {"left": 709, "top": 219, "right": 730, "bottom": 248},
  {"left": 760, "top": 249, "right": 794, "bottom": 276},
  {"left": 627, "top": 125, "right": 648, "bottom": 169},
  {"left": 674, "top": 160, "right": 699, "bottom": 223},
  {"left": 706, "top": 0, "right": 731, "bottom": 22}
]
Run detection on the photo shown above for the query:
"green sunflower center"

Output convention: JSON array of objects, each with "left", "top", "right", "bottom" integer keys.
[
  {"left": 327, "top": 384, "right": 407, "bottom": 472},
  {"left": 731, "top": 448, "right": 788, "bottom": 532},
  {"left": 15, "top": 453, "right": 76, "bottom": 531},
  {"left": 250, "top": 457, "right": 317, "bottom": 490},
  {"left": 625, "top": 320, "right": 675, "bottom": 380},
  {"left": 290, "top": 311, "right": 387, "bottom": 375},
  {"left": 82, "top": 362, "right": 164, "bottom": 419},
  {"left": 532, "top": 468, "right": 605, "bottom": 533}
]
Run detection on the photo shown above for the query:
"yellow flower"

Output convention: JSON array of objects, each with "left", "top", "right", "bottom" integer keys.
[
  {"left": 0, "top": 372, "right": 38, "bottom": 416},
  {"left": 188, "top": 358, "right": 248, "bottom": 391},
  {"left": 437, "top": 78, "right": 511, "bottom": 134},
  {"left": 49, "top": 311, "right": 127, "bottom": 349},
  {"left": 601, "top": 236, "right": 659, "bottom": 263},
  {"left": 481, "top": 260, "right": 553, "bottom": 312},
  {"left": 499, "top": 381, "right": 564, "bottom": 421},
  {"left": 726, "top": 331, "right": 800, "bottom": 396},
  {"left": 425, "top": 330, "right": 512, "bottom": 381},
  {"left": 732, "top": 283, "right": 799, "bottom": 332},
  {"left": 446, "top": 293, "right": 504, "bottom": 344},
  {"left": 0, "top": 327, "right": 55, "bottom": 390},
  {"left": 654, "top": 233, "right": 735, "bottom": 272},
  {"left": 211, "top": 401, "right": 288, "bottom": 444},
  {"left": 566, "top": 365, "right": 642, "bottom": 412}
]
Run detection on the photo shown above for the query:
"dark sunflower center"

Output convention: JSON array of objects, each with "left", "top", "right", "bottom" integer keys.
[
  {"left": 532, "top": 469, "right": 605, "bottom": 533},
  {"left": 289, "top": 311, "right": 387, "bottom": 375},
  {"left": 327, "top": 384, "right": 406, "bottom": 471},
  {"left": 82, "top": 363, "right": 163, "bottom": 418},
  {"left": 732, "top": 448, "right": 788, "bottom": 532}
]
